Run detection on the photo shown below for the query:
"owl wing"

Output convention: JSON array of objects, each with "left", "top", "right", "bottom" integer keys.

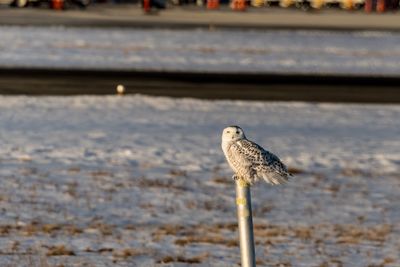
[{"left": 238, "top": 139, "right": 291, "bottom": 185}]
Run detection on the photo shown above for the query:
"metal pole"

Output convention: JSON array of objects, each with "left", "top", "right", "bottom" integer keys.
[{"left": 235, "top": 180, "right": 256, "bottom": 267}]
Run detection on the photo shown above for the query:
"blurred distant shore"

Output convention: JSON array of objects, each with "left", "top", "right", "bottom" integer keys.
[
  {"left": 1, "top": 5, "right": 400, "bottom": 101},
  {"left": 1, "top": 4, "right": 400, "bottom": 31}
]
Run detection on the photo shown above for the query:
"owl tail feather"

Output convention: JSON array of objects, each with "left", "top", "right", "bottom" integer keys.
[{"left": 261, "top": 172, "right": 289, "bottom": 185}]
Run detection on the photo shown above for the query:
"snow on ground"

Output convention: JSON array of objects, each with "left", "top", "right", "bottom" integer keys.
[
  {"left": 1, "top": 26, "right": 400, "bottom": 75},
  {"left": 0, "top": 95, "right": 399, "bottom": 266}
]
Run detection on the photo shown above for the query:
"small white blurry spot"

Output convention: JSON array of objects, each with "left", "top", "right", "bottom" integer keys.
[{"left": 116, "top": 84, "right": 125, "bottom": 95}]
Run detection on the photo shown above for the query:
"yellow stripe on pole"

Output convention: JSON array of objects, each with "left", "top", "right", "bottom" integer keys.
[
  {"left": 236, "top": 197, "right": 247, "bottom": 206},
  {"left": 238, "top": 179, "right": 248, "bottom": 188}
]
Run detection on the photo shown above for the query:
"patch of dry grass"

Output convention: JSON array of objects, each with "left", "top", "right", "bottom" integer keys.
[
  {"left": 157, "top": 253, "right": 208, "bottom": 264},
  {"left": 152, "top": 222, "right": 238, "bottom": 247},
  {"left": 0, "top": 225, "right": 12, "bottom": 236},
  {"left": 67, "top": 167, "right": 81, "bottom": 174},
  {"left": 45, "top": 245, "right": 75, "bottom": 256},
  {"left": 90, "top": 170, "right": 112, "bottom": 177},
  {"left": 169, "top": 169, "right": 188, "bottom": 177},
  {"left": 211, "top": 176, "right": 231, "bottom": 185},
  {"left": 112, "top": 248, "right": 148, "bottom": 259},
  {"left": 292, "top": 226, "right": 314, "bottom": 240},
  {"left": 0, "top": 222, "right": 103, "bottom": 237},
  {"left": 88, "top": 223, "right": 114, "bottom": 236},
  {"left": 23, "top": 223, "right": 83, "bottom": 236},
  {"left": 340, "top": 167, "right": 370, "bottom": 177},
  {"left": 323, "top": 184, "right": 341, "bottom": 197},
  {"left": 84, "top": 247, "right": 114, "bottom": 254},
  {"left": 274, "top": 262, "right": 292, "bottom": 267},
  {"left": 137, "top": 178, "right": 187, "bottom": 191},
  {"left": 158, "top": 222, "right": 286, "bottom": 247},
  {"left": 175, "top": 235, "right": 238, "bottom": 247},
  {"left": 334, "top": 224, "right": 392, "bottom": 244},
  {"left": 152, "top": 222, "right": 394, "bottom": 250}
]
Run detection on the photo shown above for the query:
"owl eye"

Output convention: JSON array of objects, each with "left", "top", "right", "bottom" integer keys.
[
  {"left": 227, "top": 131, "right": 230, "bottom": 133},
  {"left": 236, "top": 131, "right": 239, "bottom": 134}
]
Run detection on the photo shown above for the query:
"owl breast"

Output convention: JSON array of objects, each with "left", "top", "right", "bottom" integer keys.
[{"left": 223, "top": 141, "right": 256, "bottom": 182}]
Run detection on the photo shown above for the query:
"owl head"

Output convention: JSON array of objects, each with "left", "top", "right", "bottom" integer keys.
[{"left": 222, "top": 126, "right": 246, "bottom": 142}]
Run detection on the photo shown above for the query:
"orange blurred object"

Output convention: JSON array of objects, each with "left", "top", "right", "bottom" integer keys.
[
  {"left": 231, "top": 0, "right": 246, "bottom": 10},
  {"left": 364, "top": 0, "right": 373, "bottom": 12},
  {"left": 143, "top": 0, "right": 151, "bottom": 12},
  {"left": 207, "top": 0, "right": 219, "bottom": 9},
  {"left": 51, "top": 0, "right": 64, "bottom": 10},
  {"left": 376, "top": 0, "right": 386, "bottom": 12}
]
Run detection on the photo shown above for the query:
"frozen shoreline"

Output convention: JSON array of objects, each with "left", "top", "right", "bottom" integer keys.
[{"left": 2, "top": 26, "right": 400, "bottom": 76}]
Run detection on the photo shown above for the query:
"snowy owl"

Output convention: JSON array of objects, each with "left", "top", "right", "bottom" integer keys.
[{"left": 221, "top": 126, "right": 292, "bottom": 185}]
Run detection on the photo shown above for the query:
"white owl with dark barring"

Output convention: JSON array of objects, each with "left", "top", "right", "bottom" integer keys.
[{"left": 221, "top": 126, "right": 292, "bottom": 185}]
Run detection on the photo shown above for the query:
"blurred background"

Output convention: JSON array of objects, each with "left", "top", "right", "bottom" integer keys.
[
  {"left": 0, "top": 2, "right": 399, "bottom": 267},
  {"left": 0, "top": 0, "right": 400, "bottom": 12}
]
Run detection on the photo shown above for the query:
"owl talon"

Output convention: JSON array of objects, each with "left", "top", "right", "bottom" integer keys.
[{"left": 232, "top": 175, "right": 239, "bottom": 181}]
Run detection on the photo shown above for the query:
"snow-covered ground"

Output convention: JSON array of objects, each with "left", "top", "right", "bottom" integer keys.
[
  {"left": 1, "top": 26, "right": 400, "bottom": 75},
  {"left": 0, "top": 95, "right": 398, "bottom": 266}
]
